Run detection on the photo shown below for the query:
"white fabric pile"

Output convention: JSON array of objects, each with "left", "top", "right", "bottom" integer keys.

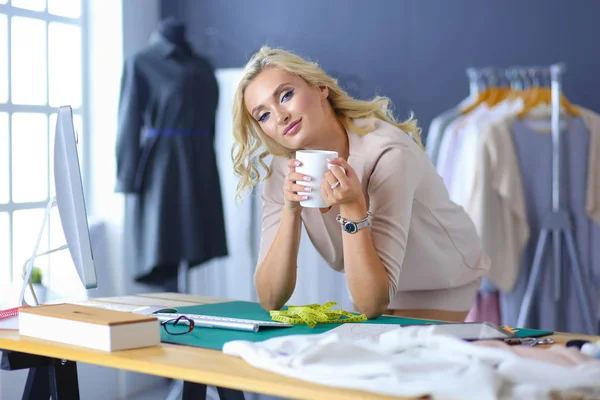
[{"left": 222, "top": 326, "right": 600, "bottom": 400}]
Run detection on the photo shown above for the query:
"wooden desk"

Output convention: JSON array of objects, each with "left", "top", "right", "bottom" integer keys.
[{"left": 1, "top": 293, "right": 599, "bottom": 400}]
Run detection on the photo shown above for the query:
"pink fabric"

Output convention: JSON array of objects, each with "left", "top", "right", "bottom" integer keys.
[
  {"left": 465, "top": 290, "right": 501, "bottom": 325},
  {"left": 474, "top": 340, "right": 599, "bottom": 366}
]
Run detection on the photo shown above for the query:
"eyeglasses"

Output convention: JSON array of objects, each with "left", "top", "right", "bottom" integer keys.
[{"left": 161, "top": 315, "right": 195, "bottom": 335}]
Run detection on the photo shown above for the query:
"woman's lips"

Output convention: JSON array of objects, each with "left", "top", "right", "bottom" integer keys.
[{"left": 284, "top": 119, "right": 302, "bottom": 136}]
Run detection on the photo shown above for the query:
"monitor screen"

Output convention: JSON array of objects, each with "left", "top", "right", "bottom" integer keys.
[{"left": 54, "top": 105, "right": 97, "bottom": 289}]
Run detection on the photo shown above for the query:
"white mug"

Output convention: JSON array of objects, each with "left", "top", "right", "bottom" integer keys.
[{"left": 295, "top": 150, "right": 340, "bottom": 208}]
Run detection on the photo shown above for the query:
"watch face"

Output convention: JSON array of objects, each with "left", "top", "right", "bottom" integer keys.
[{"left": 344, "top": 222, "right": 357, "bottom": 234}]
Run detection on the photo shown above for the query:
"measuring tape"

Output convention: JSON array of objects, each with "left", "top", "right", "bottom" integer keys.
[{"left": 270, "top": 301, "right": 367, "bottom": 328}]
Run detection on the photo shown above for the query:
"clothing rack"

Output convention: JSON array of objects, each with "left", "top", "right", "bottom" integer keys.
[
  {"left": 465, "top": 65, "right": 553, "bottom": 96},
  {"left": 464, "top": 63, "right": 596, "bottom": 334},
  {"left": 514, "top": 64, "right": 596, "bottom": 334},
  {"left": 430, "top": 64, "right": 598, "bottom": 333}
]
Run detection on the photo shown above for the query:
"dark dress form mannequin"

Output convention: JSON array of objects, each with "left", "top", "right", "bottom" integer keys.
[{"left": 116, "top": 15, "right": 228, "bottom": 297}]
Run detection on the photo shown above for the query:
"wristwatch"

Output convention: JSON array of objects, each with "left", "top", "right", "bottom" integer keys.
[{"left": 336, "top": 212, "right": 371, "bottom": 234}]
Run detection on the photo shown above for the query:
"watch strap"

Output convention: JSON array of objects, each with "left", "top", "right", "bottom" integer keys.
[
  {"left": 354, "top": 218, "right": 370, "bottom": 230},
  {"left": 336, "top": 212, "right": 371, "bottom": 234}
]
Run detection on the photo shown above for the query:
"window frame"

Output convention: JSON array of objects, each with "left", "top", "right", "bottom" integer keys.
[{"left": 0, "top": 0, "right": 88, "bottom": 303}]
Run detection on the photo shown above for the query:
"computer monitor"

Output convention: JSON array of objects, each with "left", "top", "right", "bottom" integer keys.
[
  {"left": 54, "top": 105, "right": 97, "bottom": 289},
  {"left": 18, "top": 106, "right": 97, "bottom": 306}
]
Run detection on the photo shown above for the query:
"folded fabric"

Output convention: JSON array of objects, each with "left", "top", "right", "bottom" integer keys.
[{"left": 223, "top": 326, "right": 600, "bottom": 400}]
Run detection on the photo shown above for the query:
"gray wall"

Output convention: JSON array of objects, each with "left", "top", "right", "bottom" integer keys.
[{"left": 161, "top": 0, "right": 600, "bottom": 139}]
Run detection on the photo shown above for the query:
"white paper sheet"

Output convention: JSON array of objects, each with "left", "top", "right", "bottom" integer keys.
[
  {"left": 322, "top": 323, "right": 403, "bottom": 342},
  {"left": 325, "top": 322, "right": 513, "bottom": 342},
  {"left": 68, "top": 300, "right": 143, "bottom": 312}
]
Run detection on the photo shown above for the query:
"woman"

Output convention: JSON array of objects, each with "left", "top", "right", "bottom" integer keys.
[{"left": 232, "top": 46, "right": 490, "bottom": 321}]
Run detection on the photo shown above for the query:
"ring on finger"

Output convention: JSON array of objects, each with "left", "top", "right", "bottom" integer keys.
[{"left": 330, "top": 181, "right": 340, "bottom": 190}]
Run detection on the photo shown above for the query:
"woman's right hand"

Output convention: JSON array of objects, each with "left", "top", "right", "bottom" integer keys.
[{"left": 284, "top": 159, "right": 311, "bottom": 214}]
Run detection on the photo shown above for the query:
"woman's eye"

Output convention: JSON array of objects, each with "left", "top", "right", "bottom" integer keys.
[
  {"left": 281, "top": 90, "right": 294, "bottom": 102},
  {"left": 258, "top": 112, "right": 270, "bottom": 122}
]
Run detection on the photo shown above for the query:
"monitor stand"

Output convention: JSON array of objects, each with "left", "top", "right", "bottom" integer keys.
[{"left": 18, "top": 197, "right": 67, "bottom": 307}]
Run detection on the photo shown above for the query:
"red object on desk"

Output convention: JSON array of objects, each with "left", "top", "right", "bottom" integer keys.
[{"left": 0, "top": 305, "right": 30, "bottom": 320}]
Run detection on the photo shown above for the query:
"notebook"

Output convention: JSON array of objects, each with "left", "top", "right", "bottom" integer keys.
[
  {"left": 18, "top": 304, "right": 160, "bottom": 351},
  {"left": 0, "top": 306, "right": 30, "bottom": 330}
]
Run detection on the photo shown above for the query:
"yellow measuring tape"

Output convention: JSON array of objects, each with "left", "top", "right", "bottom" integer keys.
[{"left": 270, "top": 301, "right": 367, "bottom": 328}]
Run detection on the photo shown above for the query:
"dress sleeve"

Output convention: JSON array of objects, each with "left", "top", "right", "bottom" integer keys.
[
  {"left": 367, "top": 144, "right": 423, "bottom": 301},
  {"left": 115, "top": 56, "right": 147, "bottom": 193},
  {"left": 257, "top": 156, "right": 287, "bottom": 265}
]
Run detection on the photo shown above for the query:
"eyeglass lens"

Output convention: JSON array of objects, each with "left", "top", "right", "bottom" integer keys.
[{"left": 162, "top": 316, "right": 195, "bottom": 335}]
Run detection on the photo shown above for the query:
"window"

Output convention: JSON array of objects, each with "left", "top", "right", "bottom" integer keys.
[{"left": 0, "top": 0, "right": 84, "bottom": 305}]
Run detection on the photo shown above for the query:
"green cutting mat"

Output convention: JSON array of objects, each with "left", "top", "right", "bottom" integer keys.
[{"left": 159, "top": 301, "right": 553, "bottom": 350}]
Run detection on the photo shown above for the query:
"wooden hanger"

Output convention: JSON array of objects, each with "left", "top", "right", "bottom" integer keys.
[
  {"left": 460, "top": 88, "right": 492, "bottom": 115},
  {"left": 487, "top": 87, "right": 511, "bottom": 106},
  {"left": 516, "top": 67, "right": 581, "bottom": 118},
  {"left": 516, "top": 87, "right": 581, "bottom": 118},
  {"left": 461, "top": 67, "right": 515, "bottom": 115},
  {"left": 502, "top": 67, "right": 535, "bottom": 108},
  {"left": 460, "top": 87, "right": 512, "bottom": 115},
  {"left": 506, "top": 89, "right": 524, "bottom": 102},
  {"left": 461, "top": 67, "right": 492, "bottom": 115}
]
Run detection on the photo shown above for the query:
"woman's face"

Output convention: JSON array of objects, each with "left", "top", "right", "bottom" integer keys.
[{"left": 244, "top": 67, "right": 329, "bottom": 150}]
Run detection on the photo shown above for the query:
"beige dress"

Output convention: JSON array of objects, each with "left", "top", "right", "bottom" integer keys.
[{"left": 258, "top": 118, "right": 490, "bottom": 311}]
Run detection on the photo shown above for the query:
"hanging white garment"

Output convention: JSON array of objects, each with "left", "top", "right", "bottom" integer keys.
[
  {"left": 451, "top": 99, "right": 524, "bottom": 207},
  {"left": 223, "top": 326, "right": 600, "bottom": 400},
  {"left": 426, "top": 95, "right": 476, "bottom": 165},
  {"left": 435, "top": 105, "right": 489, "bottom": 198}
]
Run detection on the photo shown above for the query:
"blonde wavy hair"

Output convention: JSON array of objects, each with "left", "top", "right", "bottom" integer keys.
[{"left": 232, "top": 46, "right": 423, "bottom": 200}]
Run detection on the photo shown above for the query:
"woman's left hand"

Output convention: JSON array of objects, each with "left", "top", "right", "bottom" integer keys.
[{"left": 321, "top": 157, "right": 367, "bottom": 217}]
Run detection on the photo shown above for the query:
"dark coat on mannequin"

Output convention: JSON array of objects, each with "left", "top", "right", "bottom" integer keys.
[{"left": 115, "top": 19, "right": 228, "bottom": 286}]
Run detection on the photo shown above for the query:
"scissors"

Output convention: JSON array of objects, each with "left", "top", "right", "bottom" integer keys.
[{"left": 505, "top": 337, "right": 555, "bottom": 346}]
